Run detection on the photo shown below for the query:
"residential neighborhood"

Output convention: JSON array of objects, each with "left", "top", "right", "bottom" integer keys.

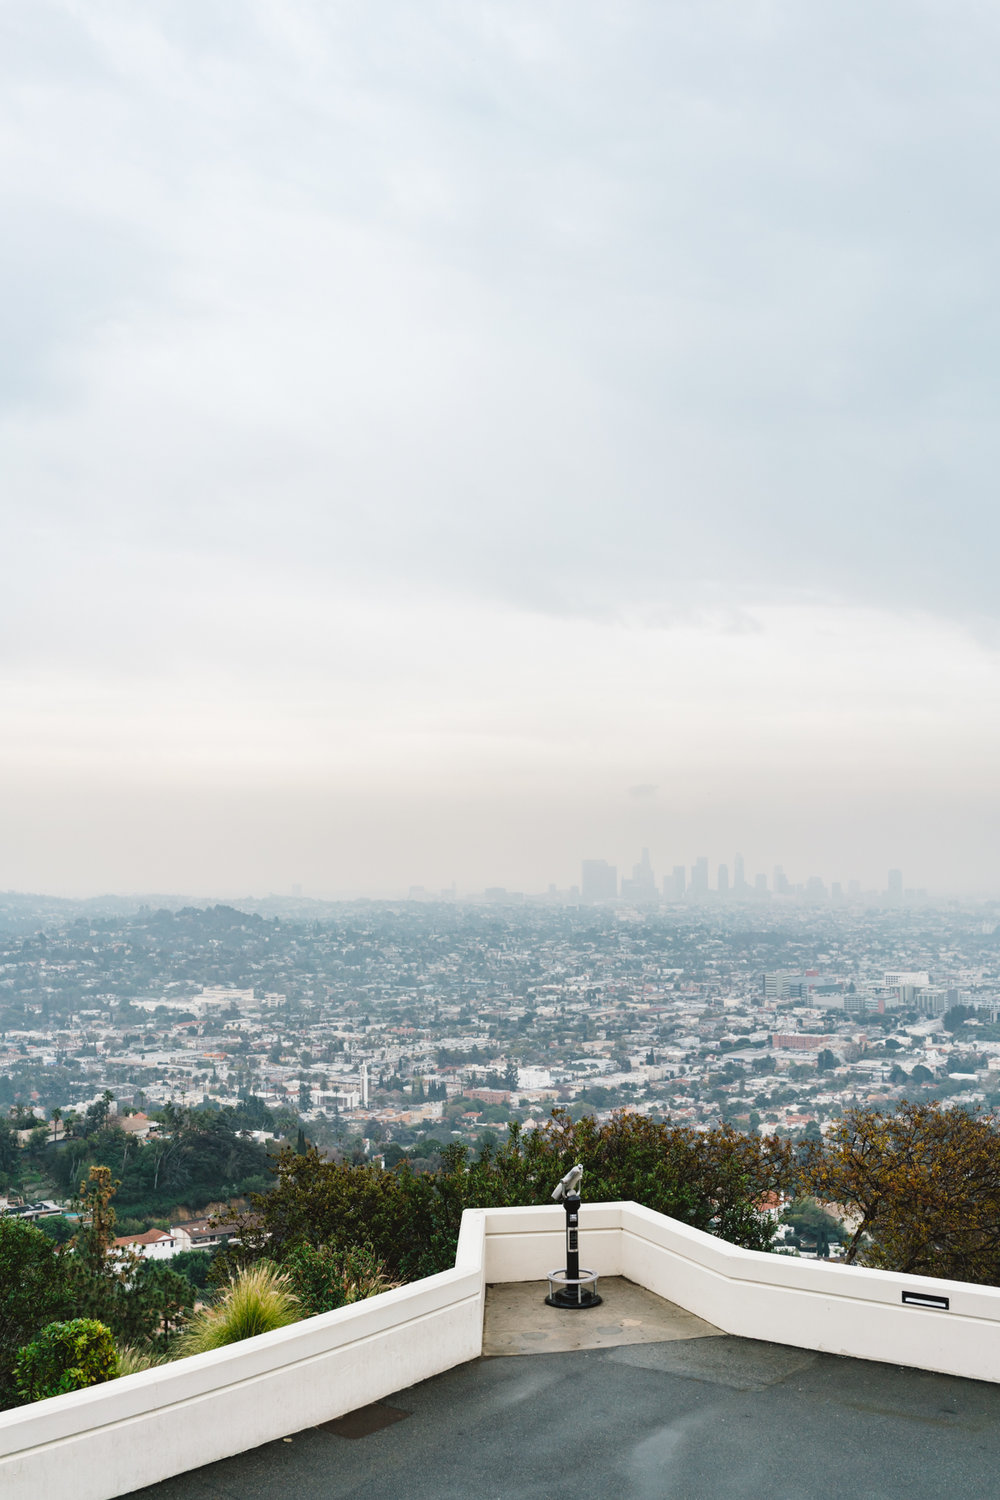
[{"left": 3, "top": 891, "right": 1000, "bottom": 1194}]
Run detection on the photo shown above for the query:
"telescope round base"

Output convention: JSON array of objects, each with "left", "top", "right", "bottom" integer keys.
[{"left": 544, "top": 1268, "right": 602, "bottom": 1309}]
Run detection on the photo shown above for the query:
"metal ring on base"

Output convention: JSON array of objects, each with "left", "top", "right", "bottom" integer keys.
[{"left": 544, "top": 1268, "right": 603, "bottom": 1309}]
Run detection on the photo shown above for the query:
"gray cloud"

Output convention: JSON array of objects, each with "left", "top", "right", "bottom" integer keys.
[
  {"left": 3, "top": 1, "right": 1000, "bottom": 626},
  {"left": 4, "top": 2, "right": 1000, "bottom": 893}
]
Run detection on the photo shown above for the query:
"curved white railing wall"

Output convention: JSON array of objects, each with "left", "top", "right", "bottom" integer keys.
[
  {"left": 483, "top": 1201, "right": 1000, "bottom": 1386},
  {"left": 622, "top": 1202, "right": 1000, "bottom": 1382},
  {"left": 0, "top": 1210, "right": 487, "bottom": 1500},
  {"left": 4, "top": 1200, "right": 1000, "bottom": 1500}
]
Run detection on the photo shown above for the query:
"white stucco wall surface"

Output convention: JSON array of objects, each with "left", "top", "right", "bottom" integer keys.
[
  {"left": 618, "top": 1201, "right": 1000, "bottom": 1384},
  {"left": 5, "top": 1198, "right": 1000, "bottom": 1500},
  {"left": 0, "top": 1210, "right": 486, "bottom": 1500}
]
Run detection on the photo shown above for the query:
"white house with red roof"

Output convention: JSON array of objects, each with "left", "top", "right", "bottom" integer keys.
[{"left": 111, "top": 1228, "right": 177, "bottom": 1260}]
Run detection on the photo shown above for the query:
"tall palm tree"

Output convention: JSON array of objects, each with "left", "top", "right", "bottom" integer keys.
[{"left": 51, "top": 1107, "right": 62, "bottom": 1144}]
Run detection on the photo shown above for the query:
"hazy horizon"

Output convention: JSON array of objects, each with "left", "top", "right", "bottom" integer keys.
[{"left": 5, "top": 4, "right": 1000, "bottom": 898}]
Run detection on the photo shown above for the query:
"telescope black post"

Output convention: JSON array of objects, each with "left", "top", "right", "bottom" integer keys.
[
  {"left": 545, "top": 1182, "right": 602, "bottom": 1309},
  {"left": 564, "top": 1190, "right": 581, "bottom": 1285}
]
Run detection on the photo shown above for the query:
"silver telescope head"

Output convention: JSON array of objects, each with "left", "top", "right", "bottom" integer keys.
[{"left": 551, "top": 1163, "right": 584, "bottom": 1202}]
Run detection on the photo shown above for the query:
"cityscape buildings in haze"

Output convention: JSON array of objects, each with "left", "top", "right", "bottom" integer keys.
[
  {"left": 580, "top": 859, "right": 618, "bottom": 902},
  {"left": 578, "top": 853, "right": 918, "bottom": 904},
  {"left": 621, "top": 847, "right": 657, "bottom": 902}
]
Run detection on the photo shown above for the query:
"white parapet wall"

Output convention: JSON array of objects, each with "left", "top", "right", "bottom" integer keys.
[
  {"left": 483, "top": 1201, "right": 1000, "bottom": 1385},
  {"left": 5, "top": 1199, "right": 1000, "bottom": 1500},
  {"left": 0, "top": 1210, "right": 486, "bottom": 1500},
  {"left": 621, "top": 1200, "right": 1000, "bottom": 1384},
  {"left": 482, "top": 1201, "right": 624, "bottom": 1283}
]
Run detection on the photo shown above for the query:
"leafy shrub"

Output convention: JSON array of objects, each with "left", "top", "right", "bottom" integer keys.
[
  {"left": 175, "top": 1263, "right": 300, "bottom": 1355},
  {"left": 0, "top": 1220, "right": 73, "bottom": 1407},
  {"left": 14, "top": 1319, "right": 118, "bottom": 1403},
  {"left": 34, "top": 1216, "right": 75, "bottom": 1246},
  {"left": 803, "top": 1100, "right": 1000, "bottom": 1282},
  {"left": 222, "top": 1110, "right": 793, "bottom": 1284},
  {"left": 283, "top": 1242, "right": 398, "bottom": 1316}
]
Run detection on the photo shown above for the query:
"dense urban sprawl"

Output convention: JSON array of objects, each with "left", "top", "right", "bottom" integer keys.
[{"left": 2, "top": 890, "right": 1000, "bottom": 1178}]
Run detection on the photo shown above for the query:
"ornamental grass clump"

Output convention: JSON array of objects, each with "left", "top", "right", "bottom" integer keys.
[
  {"left": 175, "top": 1263, "right": 300, "bottom": 1356},
  {"left": 115, "top": 1344, "right": 169, "bottom": 1376}
]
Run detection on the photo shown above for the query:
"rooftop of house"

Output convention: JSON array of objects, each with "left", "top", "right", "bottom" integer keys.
[
  {"left": 111, "top": 1229, "right": 172, "bottom": 1249},
  {"left": 120, "top": 1276, "right": 1000, "bottom": 1500}
]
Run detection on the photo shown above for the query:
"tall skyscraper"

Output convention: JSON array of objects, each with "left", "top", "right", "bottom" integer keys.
[
  {"left": 666, "top": 865, "right": 686, "bottom": 900},
  {"left": 733, "top": 852, "right": 746, "bottom": 893},
  {"left": 691, "top": 856, "right": 709, "bottom": 896},
  {"left": 581, "top": 859, "right": 618, "bottom": 901},
  {"left": 773, "top": 865, "right": 790, "bottom": 895},
  {"left": 621, "top": 847, "right": 657, "bottom": 901}
]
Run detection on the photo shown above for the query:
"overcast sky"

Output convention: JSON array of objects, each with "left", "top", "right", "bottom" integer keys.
[{"left": 4, "top": 1, "right": 1000, "bottom": 898}]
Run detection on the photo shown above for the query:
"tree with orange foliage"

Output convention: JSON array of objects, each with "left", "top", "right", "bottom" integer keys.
[{"left": 803, "top": 1100, "right": 1000, "bottom": 1284}]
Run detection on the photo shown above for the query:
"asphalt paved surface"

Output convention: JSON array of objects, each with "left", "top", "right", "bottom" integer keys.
[{"left": 122, "top": 1336, "right": 1000, "bottom": 1500}]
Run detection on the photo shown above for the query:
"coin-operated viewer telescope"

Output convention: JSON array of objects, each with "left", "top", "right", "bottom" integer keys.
[{"left": 545, "top": 1163, "right": 602, "bottom": 1309}]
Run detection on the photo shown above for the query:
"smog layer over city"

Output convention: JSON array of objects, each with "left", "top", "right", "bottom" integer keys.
[{"left": 6, "top": 10, "right": 1000, "bottom": 1466}]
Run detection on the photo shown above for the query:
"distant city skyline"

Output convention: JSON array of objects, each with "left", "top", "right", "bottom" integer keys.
[
  {"left": 2, "top": 852, "right": 978, "bottom": 906},
  {"left": 577, "top": 851, "right": 923, "bottom": 904}
]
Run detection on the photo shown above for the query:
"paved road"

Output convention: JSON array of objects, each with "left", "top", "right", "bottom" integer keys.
[{"left": 123, "top": 1336, "right": 1000, "bottom": 1500}]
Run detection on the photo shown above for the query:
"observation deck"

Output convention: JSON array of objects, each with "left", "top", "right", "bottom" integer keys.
[{"left": 4, "top": 1202, "right": 1000, "bottom": 1500}]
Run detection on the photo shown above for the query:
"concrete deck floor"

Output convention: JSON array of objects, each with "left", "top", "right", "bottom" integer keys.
[
  {"left": 122, "top": 1278, "right": 1000, "bottom": 1500},
  {"left": 483, "top": 1276, "right": 724, "bottom": 1354}
]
